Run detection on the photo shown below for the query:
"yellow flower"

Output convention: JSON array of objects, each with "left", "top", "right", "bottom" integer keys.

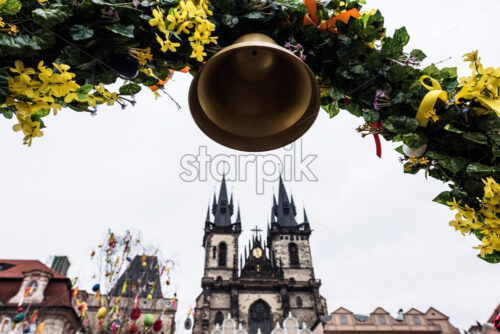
[
  {"left": 12, "top": 115, "right": 43, "bottom": 146},
  {"left": 190, "top": 42, "right": 206, "bottom": 62},
  {"left": 473, "top": 237, "right": 495, "bottom": 258},
  {"left": 408, "top": 157, "right": 418, "bottom": 165},
  {"left": 7, "top": 24, "right": 18, "bottom": 36},
  {"left": 149, "top": 7, "right": 166, "bottom": 30},
  {"left": 0, "top": 17, "right": 5, "bottom": 28},
  {"left": 155, "top": 33, "right": 180, "bottom": 53},
  {"left": 419, "top": 157, "right": 429, "bottom": 165},
  {"left": 424, "top": 109, "right": 439, "bottom": 122}
]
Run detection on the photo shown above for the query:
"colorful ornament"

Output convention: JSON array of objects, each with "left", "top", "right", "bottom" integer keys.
[
  {"left": 131, "top": 308, "right": 141, "bottom": 321},
  {"left": 129, "top": 323, "right": 138, "bottom": 333},
  {"left": 13, "top": 313, "right": 25, "bottom": 324},
  {"left": 147, "top": 294, "right": 152, "bottom": 301},
  {"left": 97, "top": 307, "right": 107, "bottom": 320},
  {"left": 153, "top": 319, "right": 162, "bottom": 332},
  {"left": 144, "top": 314, "right": 154, "bottom": 327},
  {"left": 184, "top": 317, "right": 193, "bottom": 330},
  {"left": 92, "top": 284, "right": 100, "bottom": 292}
]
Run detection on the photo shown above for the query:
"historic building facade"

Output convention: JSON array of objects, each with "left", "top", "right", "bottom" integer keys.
[
  {"left": 0, "top": 259, "right": 82, "bottom": 334},
  {"left": 312, "top": 307, "right": 460, "bottom": 334},
  {"left": 193, "top": 177, "right": 328, "bottom": 334}
]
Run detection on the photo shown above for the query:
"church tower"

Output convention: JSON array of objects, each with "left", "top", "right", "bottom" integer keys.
[
  {"left": 193, "top": 178, "right": 327, "bottom": 334},
  {"left": 203, "top": 174, "right": 241, "bottom": 281}
]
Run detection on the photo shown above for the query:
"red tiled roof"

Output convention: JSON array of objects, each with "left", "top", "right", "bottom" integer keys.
[
  {"left": 0, "top": 259, "right": 72, "bottom": 308},
  {"left": 487, "top": 304, "right": 500, "bottom": 323},
  {"left": 0, "top": 259, "right": 67, "bottom": 279}
]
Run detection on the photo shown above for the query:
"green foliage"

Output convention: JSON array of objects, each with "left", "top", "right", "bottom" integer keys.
[
  {"left": 0, "top": 0, "right": 21, "bottom": 15},
  {"left": 32, "top": 5, "right": 71, "bottom": 28},
  {"left": 69, "top": 25, "right": 94, "bottom": 41},
  {"left": 0, "top": 0, "right": 498, "bottom": 263}
]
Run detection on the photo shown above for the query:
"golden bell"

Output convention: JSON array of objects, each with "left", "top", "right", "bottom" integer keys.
[{"left": 188, "top": 33, "right": 320, "bottom": 152}]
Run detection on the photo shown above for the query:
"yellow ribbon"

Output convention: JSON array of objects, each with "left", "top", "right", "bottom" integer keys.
[{"left": 416, "top": 75, "right": 448, "bottom": 127}]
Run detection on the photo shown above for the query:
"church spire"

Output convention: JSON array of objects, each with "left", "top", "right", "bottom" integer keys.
[
  {"left": 206, "top": 205, "right": 211, "bottom": 223},
  {"left": 213, "top": 175, "right": 233, "bottom": 226},
  {"left": 235, "top": 206, "right": 241, "bottom": 223},
  {"left": 303, "top": 207, "right": 309, "bottom": 224},
  {"left": 273, "top": 176, "right": 297, "bottom": 227}
]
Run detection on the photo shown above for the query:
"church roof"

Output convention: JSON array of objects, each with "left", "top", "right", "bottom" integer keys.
[{"left": 111, "top": 255, "right": 163, "bottom": 298}]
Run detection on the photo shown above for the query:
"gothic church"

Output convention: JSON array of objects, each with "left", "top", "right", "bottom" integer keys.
[{"left": 193, "top": 177, "right": 327, "bottom": 334}]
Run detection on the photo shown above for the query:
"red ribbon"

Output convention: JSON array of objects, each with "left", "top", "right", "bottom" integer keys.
[
  {"left": 373, "top": 122, "right": 382, "bottom": 158},
  {"left": 494, "top": 311, "right": 500, "bottom": 330}
]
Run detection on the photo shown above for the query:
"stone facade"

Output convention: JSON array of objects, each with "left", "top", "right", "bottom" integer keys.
[
  {"left": 193, "top": 177, "right": 327, "bottom": 334},
  {"left": 312, "top": 307, "right": 460, "bottom": 334}
]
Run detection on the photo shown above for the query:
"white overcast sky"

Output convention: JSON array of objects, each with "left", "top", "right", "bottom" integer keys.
[{"left": 1, "top": 0, "right": 499, "bottom": 332}]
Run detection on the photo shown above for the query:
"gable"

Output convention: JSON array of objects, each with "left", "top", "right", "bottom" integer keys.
[
  {"left": 331, "top": 307, "right": 353, "bottom": 314},
  {"left": 425, "top": 307, "right": 449, "bottom": 319},
  {"left": 372, "top": 307, "right": 390, "bottom": 315},
  {"left": 405, "top": 308, "right": 424, "bottom": 315}
]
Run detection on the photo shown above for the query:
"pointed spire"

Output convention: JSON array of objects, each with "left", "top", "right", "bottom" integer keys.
[
  {"left": 213, "top": 177, "right": 232, "bottom": 226},
  {"left": 290, "top": 194, "right": 297, "bottom": 216},
  {"left": 235, "top": 206, "right": 241, "bottom": 223},
  {"left": 212, "top": 193, "right": 217, "bottom": 215},
  {"left": 303, "top": 207, "right": 309, "bottom": 224},
  {"left": 229, "top": 193, "right": 234, "bottom": 215},
  {"left": 205, "top": 205, "right": 211, "bottom": 223},
  {"left": 273, "top": 176, "right": 297, "bottom": 227}
]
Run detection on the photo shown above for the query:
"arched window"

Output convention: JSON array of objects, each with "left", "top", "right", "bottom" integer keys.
[
  {"left": 218, "top": 242, "right": 227, "bottom": 267},
  {"left": 289, "top": 243, "right": 299, "bottom": 266},
  {"left": 213, "top": 246, "right": 217, "bottom": 259},
  {"left": 215, "top": 311, "right": 224, "bottom": 325}
]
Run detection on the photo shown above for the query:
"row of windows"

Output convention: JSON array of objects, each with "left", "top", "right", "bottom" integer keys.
[
  {"left": 279, "top": 235, "right": 307, "bottom": 241},
  {"left": 210, "top": 242, "right": 300, "bottom": 267},
  {"left": 338, "top": 315, "right": 424, "bottom": 325}
]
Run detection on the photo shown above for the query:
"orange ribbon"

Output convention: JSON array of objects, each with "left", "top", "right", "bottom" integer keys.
[
  {"left": 149, "top": 66, "right": 190, "bottom": 92},
  {"left": 303, "top": 0, "right": 361, "bottom": 33}
]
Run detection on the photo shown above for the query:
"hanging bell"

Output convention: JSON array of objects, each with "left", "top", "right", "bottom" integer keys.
[{"left": 188, "top": 33, "right": 320, "bottom": 152}]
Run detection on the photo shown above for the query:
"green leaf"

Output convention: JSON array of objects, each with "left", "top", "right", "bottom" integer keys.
[
  {"left": 0, "top": 34, "right": 41, "bottom": 57},
  {"left": 466, "top": 163, "right": 493, "bottom": 177},
  {"left": 440, "top": 67, "right": 457, "bottom": 80},
  {"left": 76, "top": 84, "right": 94, "bottom": 100},
  {"left": 222, "top": 14, "right": 239, "bottom": 28},
  {"left": 463, "top": 132, "right": 488, "bottom": 145},
  {"left": 383, "top": 115, "right": 418, "bottom": 134},
  {"left": 410, "top": 49, "right": 426, "bottom": 61},
  {"left": 476, "top": 111, "right": 500, "bottom": 132},
  {"left": 402, "top": 133, "right": 427, "bottom": 150},
  {"left": 34, "top": 109, "right": 50, "bottom": 118},
  {"left": 32, "top": 5, "right": 71, "bottom": 28},
  {"left": 478, "top": 251, "right": 500, "bottom": 264},
  {"left": 444, "top": 123, "right": 464, "bottom": 134},
  {"left": 363, "top": 109, "right": 379, "bottom": 122},
  {"left": 437, "top": 156, "right": 467, "bottom": 175},
  {"left": 2, "top": 110, "right": 13, "bottom": 119},
  {"left": 69, "top": 25, "right": 94, "bottom": 41},
  {"left": 432, "top": 191, "right": 452, "bottom": 206},
  {"left": 241, "top": 12, "right": 265, "bottom": 20},
  {"left": 0, "top": 0, "right": 21, "bottom": 15},
  {"left": 393, "top": 27, "right": 410, "bottom": 47},
  {"left": 119, "top": 83, "right": 141, "bottom": 95},
  {"left": 0, "top": 69, "right": 9, "bottom": 105},
  {"left": 32, "top": 29, "right": 57, "bottom": 49},
  {"left": 105, "top": 23, "right": 134, "bottom": 38},
  {"left": 394, "top": 145, "right": 404, "bottom": 155}
]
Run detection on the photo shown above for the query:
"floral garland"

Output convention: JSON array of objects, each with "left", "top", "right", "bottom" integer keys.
[{"left": 0, "top": 0, "right": 498, "bottom": 262}]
